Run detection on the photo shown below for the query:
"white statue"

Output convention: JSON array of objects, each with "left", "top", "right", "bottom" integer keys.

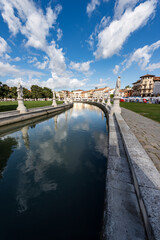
[
  {"left": 114, "top": 76, "right": 121, "bottom": 97},
  {"left": 17, "top": 82, "right": 28, "bottom": 113},
  {"left": 17, "top": 83, "right": 23, "bottom": 99},
  {"left": 52, "top": 90, "right": 57, "bottom": 107}
]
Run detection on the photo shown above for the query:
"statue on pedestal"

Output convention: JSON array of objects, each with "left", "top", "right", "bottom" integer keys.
[
  {"left": 52, "top": 90, "right": 57, "bottom": 107},
  {"left": 17, "top": 83, "right": 23, "bottom": 99},
  {"left": 114, "top": 76, "right": 121, "bottom": 97},
  {"left": 17, "top": 83, "right": 28, "bottom": 113}
]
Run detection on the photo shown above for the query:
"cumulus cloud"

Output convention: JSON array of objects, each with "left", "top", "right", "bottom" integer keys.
[
  {"left": 34, "top": 56, "right": 49, "bottom": 70},
  {"left": 6, "top": 77, "right": 40, "bottom": 89},
  {"left": 0, "top": 61, "right": 43, "bottom": 78},
  {"left": 94, "top": 0, "right": 157, "bottom": 59},
  {"left": 113, "top": 65, "right": 119, "bottom": 74},
  {"left": 69, "top": 60, "right": 93, "bottom": 74},
  {"left": 0, "top": 0, "right": 88, "bottom": 89},
  {"left": 0, "top": 62, "right": 19, "bottom": 76},
  {"left": 123, "top": 40, "right": 160, "bottom": 71},
  {"left": 0, "top": 0, "right": 62, "bottom": 49},
  {"left": 41, "top": 72, "right": 86, "bottom": 90},
  {"left": 0, "top": 0, "right": 65, "bottom": 78}
]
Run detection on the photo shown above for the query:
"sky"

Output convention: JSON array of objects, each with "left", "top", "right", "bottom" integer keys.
[{"left": 0, "top": 0, "right": 160, "bottom": 91}]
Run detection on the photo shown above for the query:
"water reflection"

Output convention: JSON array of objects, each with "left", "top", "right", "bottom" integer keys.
[
  {"left": 0, "top": 103, "right": 108, "bottom": 240},
  {"left": 0, "top": 136, "right": 17, "bottom": 178}
]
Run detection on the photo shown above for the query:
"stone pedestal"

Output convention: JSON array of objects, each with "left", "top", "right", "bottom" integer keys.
[
  {"left": 110, "top": 96, "right": 121, "bottom": 115},
  {"left": 52, "top": 99, "right": 57, "bottom": 107},
  {"left": 17, "top": 98, "right": 28, "bottom": 113}
]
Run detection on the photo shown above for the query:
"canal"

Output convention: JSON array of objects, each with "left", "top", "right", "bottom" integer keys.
[{"left": 0, "top": 103, "right": 108, "bottom": 240}]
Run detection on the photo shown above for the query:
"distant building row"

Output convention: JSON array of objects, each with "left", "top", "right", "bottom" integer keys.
[{"left": 56, "top": 87, "right": 115, "bottom": 100}]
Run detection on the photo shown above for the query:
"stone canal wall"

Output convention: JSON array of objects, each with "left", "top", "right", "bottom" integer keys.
[
  {"left": 82, "top": 101, "right": 160, "bottom": 240},
  {"left": 0, "top": 103, "right": 73, "bottom": 127}
]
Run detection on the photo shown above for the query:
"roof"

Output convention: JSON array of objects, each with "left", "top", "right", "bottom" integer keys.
[
  {"left": 153, "top": 77, "right": 160, "bottom": 81},
  {"left": 73, "top": 89, "right": 83, "bottom": 92},
  {"left": 140, "top": 74, "right": 155, "bottom": 78},
  {"left": 132, "top": 80, "right": 141, "bottom": 84},
  {"left": 94, "top": 87, "right": 108, "bottom": 91},
  {"left": 82, "top": 90, "right": 91, "bottom": 93}
]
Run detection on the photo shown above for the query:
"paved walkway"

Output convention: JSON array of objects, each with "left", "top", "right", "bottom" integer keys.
[{"left": 121, "top": 108, "right": 160, "bottom": 172}]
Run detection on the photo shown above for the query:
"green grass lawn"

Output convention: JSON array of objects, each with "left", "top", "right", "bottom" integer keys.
[
  {"left": 120, "top": 102, "right": 160, "bottom": 123},
  {"left": 0, "top": 101, "right": 64, "bottom": 112}
]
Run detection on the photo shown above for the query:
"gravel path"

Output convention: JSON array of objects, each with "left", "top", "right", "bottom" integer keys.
[{"left": 121, "top": 108, "right": 160, "bottom": 172}]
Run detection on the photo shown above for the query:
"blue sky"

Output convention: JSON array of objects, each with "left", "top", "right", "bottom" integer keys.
[{"left": 0, "top": 0, "right": 160, "bottom": 90}]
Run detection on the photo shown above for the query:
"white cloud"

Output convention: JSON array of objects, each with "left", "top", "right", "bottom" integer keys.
[
  {"left": 86, "top": 0, "right": 100, "bottom": 17},
  {"left": 0, "top": 61, "right": 19, "bottom": 76},
  {"left": 0, "top": 61, "right": 44, "bottom": 78},
  {"left": 57, "top": 28, "right": 63, "bottom": 41},
  {"left": 6, "top": 77, "right": 40, "bottom": 89},
  {"left": 87, "top": 16, "right": 110, "bottom": 49},
  {"left": 94, "top": 0, "right": 157, "bottom": 59},
  {"left": 114, "top": 0, "right": 139, "bottom": 19},
  {"left": 0, "top": 0, "right": 89, "bottom": 90},
  {"left": 123, "top": 40, "right": 160, "bottom": 71},
  {"left": 41, "top": 72, "right": 86, "bottom": 90},
  {"left": 46, "top": 41, "right": 66, "bottom": 75},
  {"left": 0, "top": 0, "right": 62, "bottom": 50},
  {"left": 113, "top": 65, "right": 119, "bottom": 74},
  {"left": 0, "top": 0, "right": 67, "bottom": 79},
  {"left": 69, "top": 60, "right": 93, "bottom": 74},
  {"left": 28, "top": 57, "right": 37, "bottom": 64},
  {"left": 86, "top": 0, "right": 109, "bottom": 16},
  {"left": 11, "top": 56, "right": 21, "bottom": 62},
  {"left": 34, "top": 56, "right": 49, "bottom": 70},
  {"left": 0, "top": 36, "right": 9, "bottom": 56},
  {"left": 146, "top": 62, "right": 160, "bottom": 71}
]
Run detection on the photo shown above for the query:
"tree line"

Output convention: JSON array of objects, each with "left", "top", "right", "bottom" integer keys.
[{"left": 0, "top": 82, "right": 53, "bottom": 99}]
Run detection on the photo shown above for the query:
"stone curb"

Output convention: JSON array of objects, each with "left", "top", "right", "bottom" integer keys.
[
  {"left": 0, "top": 103, "right": 73, "bottom": 127},
  {"left": 78, "top": 101, "right": 146, "bottom": 239},
  {"left": 115, "top": 112, "right": 160, "bottom": 240}
]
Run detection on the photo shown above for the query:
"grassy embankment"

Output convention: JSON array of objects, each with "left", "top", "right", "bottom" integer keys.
[
  {"left": 0, "top": 101, "right": 64, "bottom": 112},
  {"left": 120, "top": 102, "right": 160, "bottom": 123}
]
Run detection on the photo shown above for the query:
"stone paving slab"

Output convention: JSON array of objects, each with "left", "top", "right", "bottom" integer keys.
[{"left": 121, "top": 108, "right": 160, "bottom": 172}]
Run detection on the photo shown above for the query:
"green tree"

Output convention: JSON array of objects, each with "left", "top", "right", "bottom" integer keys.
[
  {"left": 31, "top": 85, "right": 43, "bottom": 99},
  {"left": 23, "top": 88, "right": 32, "bottom": 98},
  {"left": 42, "top": 87, "right": 52, "bottom": 98},
  {"left": 1, "top": 84, "right": 10, "bottom": 98},
  {"left": 125, "top": 85, "right": 131, "bottom": 89},
  {"left": 9, "top": 87, "right": 17, "bottom": 99}
]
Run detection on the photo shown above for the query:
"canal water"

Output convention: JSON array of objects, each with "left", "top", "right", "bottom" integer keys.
[{"left": 0, "top": 103, "right": 108, "bottom": 240}]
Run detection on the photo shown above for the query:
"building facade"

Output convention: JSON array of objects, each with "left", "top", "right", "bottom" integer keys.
[{"left": 132, "top": 74, "right": 160, "bottom": 97}]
